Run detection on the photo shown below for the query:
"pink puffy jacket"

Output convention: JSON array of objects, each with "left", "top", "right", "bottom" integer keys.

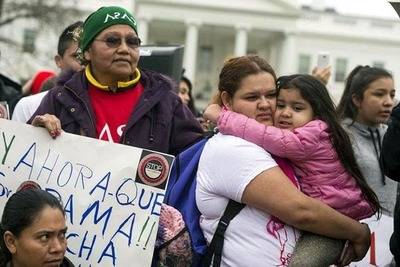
[{"left": 218, "top": 110, "right": 374, "bottom": 220}]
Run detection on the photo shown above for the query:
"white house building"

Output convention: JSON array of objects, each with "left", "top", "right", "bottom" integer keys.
[{"left": 1, "top": 0, "right": 400, "bottom": 107}]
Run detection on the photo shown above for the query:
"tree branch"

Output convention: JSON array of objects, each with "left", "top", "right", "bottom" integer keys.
[
  {"left": 0, "top": 10, "right": 34, "bottom": 27},
  {"left": 0, "top": 0, "right": 4, "bottom": 19}
]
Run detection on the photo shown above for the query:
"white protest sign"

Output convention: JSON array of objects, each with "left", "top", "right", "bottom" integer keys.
[
  {"left": 350, "top": 214, "right": 394, "bottom": 266},
  {"left": 0, "top": 119, "right": 174, "bottom": 267}
]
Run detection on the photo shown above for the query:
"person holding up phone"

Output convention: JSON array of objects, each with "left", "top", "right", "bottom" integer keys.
[{"left": 312, "top": 52, "right": 331, "bottom": 85}]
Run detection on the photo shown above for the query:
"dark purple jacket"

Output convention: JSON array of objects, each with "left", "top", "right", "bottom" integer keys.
[{"left": 30, "top": 69, "right": 204, "bottom": 155}]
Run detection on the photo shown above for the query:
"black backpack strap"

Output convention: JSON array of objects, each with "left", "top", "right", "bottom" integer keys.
[{"left": 202, "top": 200, "right": 245, "bottom": 267}]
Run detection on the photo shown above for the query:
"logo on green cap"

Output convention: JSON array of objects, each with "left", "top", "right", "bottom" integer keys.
[{"left": 103, "top": 12, "right": 137, "bottom": 26}]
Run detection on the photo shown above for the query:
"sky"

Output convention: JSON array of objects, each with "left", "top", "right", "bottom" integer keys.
[{"left": 299, "top": 0, "right": 399, "bottom": 19}]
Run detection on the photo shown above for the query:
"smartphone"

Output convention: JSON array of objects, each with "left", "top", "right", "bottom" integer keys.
[{"left": 317, "top": 52, "right": 330, "bottom": 68}]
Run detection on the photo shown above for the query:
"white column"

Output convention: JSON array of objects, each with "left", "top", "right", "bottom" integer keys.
[
  {"left": 137, "top": 17, "right": 150, "bottom": 45},
  {"left": 183, "top": 20, "right": 201, "bottom": 83},
  {"left": 277, "top": 31, "right": 297, "bottom": 76},
  {"left": 234, "top": 24, "right": 250, "bottom": 56}
]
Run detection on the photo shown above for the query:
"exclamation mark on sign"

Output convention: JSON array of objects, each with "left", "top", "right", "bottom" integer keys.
[
  {"left": 370, "top": 232, "right": 376, "bottom": 266},
  {"left": 144, "top": 221, "right": 156, "bottom": 250},
  {"left": 136, "top": 216, "right": 150, "bottom": 246}
]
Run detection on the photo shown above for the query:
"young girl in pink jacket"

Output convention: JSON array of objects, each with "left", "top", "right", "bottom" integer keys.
[{"left": 205, "top": 74, "right": 381, "bottom": 266}]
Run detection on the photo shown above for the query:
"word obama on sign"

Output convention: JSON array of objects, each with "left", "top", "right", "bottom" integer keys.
[{"left": 0, "top": 119, "right": 174, "bottom": 267}]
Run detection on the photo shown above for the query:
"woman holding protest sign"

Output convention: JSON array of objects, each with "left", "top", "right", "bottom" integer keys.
[
  {"left": 196, "top": 55, "right": 371, "bottom": 266},
  {"left": 29, "top": 6, "right": 203, "bottom": 156},
  {"left": 0, "top": 181, "right": 74, "bottom": 267}
]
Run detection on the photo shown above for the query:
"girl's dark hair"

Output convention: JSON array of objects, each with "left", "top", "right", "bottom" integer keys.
[
  {"left": 278, "top": 74, "right": 381, "bottom": 215},
  {"left": 337, "top": 65, "right": 393, "bottom": 121},
  {"left": 0, "top": 188, "right": 64, "bottom": 265},
  {"left": 180, "top": 76, "right": 199, "bottom": 116},
  {"left": 218, "top": 55, "right": 277, "bottom": 97}
]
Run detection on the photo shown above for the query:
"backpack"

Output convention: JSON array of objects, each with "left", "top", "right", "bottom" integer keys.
[
  {"left": 155, "top": 137, "right": 298, "bottom": 267},
  {"left": 155, "top": 137, "right": 244, "bottom": 267}
]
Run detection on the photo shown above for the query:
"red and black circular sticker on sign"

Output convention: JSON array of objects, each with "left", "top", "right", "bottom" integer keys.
[{"left": 135, "top": 151, "right": 173, "bottom": 190}]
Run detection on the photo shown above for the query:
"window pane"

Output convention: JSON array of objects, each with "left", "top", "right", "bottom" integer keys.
[
  {"left": 335, "top": 58, "right": 348, "bottom": 82},
  {"left": 298, "top": 54, "right": 311, "bottom": 74},
  {"left": 198, "top": 46, "right": 213, "bottom": 72},
  {"left": 23, "top": 29, "right": 37, "bottom": 54},
  {"left": 372, "top": 61, "right": 385, "bottom": 69}
]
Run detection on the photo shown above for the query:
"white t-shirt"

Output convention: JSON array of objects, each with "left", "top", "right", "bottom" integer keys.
[
  {"left": 196, "top": 133, "right": 300, "bottom": 267},
  {"left": 11, "top": 91, "right": 48, "bottom": 123}
]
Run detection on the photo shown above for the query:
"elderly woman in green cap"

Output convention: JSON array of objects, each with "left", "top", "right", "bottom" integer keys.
[{"left": 30, "top": 6, "right": 203, "bottom": 155}]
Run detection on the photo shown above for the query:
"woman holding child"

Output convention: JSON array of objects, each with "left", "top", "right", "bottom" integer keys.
[{"left": 197, "top": 55, "right": 374, "bottom": 266}]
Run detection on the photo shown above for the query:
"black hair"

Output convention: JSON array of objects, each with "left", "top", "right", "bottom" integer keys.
[
  {"left": 278, "top": 74, "right": 382, "bottom": 216},
  {"left": 180, "top": 76, "right": 199, "bottom": 116},
  {"left": 180, "top": 76, "right": 192, "bottom": 92},
  {"left": 337, "top": 65, "right": 393, "bottom": 121},
  {"left": 57, "top": 21, "right": 83, "bottom": 57},
  {"left": 0, "top": 189, "right": 65, "bottom": 265}
]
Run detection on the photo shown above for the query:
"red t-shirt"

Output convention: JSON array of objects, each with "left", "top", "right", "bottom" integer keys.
[{"left": 88, "top": 82, "right": 144, "bottom": 142}]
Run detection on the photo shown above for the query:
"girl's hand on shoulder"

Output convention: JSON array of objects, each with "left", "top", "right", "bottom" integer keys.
[
  {"left": 203, "top": 104, "right": 222, "bottom": 123},
  {"left": 31, "top": 114, "right": 62, "bottom": 139}
]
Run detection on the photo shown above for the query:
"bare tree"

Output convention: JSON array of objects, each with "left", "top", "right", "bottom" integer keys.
[
  {"left": 0, "top": 0, "right": 4, "bottom": 19},
  {"left": 0, "top": 0, "right": 82, "bottom": 29}
]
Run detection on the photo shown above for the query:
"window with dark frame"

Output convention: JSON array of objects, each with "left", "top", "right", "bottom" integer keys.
[
  {"left": 298, "top": 54, "right": 311, "bottom": 74},
  {"left": 198, "top": 46, "right": 213, "bottom": 72},
  {"left": 372, "top": 61, "right": 385, "bottom": 69},
  {"left": 335, "top": 57, "right": 348, "bottom": 82},
  {"left": 23, "top": 29, "right": 37, "bottom": 54}
]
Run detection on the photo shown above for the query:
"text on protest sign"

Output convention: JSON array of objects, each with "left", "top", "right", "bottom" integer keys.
[{"left": 0, "top": 119, "right": 174, "bottom": 267}]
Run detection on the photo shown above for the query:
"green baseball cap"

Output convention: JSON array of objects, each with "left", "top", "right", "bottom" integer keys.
[{"left": 80, "top": 6, "right": 138, "bottom": 51}]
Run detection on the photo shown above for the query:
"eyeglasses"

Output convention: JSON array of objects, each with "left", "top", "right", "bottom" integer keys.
[{"left": 94, "top": 36, "right": 141, "bottom": 49}]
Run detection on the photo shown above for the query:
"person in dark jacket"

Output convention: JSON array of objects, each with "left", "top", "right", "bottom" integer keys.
[
  {"left": 0, "top": 73, "right": 22, "bottom": 118},
  {"left": 381, "top": 103, "right": 400, "bottom": 266},
  {"left": 0, "top": 181, "right": 74, "bottom": 267},
  {"left": 29, "top": 6, "right": 203, "bottom": 156}
]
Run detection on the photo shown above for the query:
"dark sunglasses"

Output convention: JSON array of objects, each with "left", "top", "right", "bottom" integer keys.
[{"left": 94, "top": 36, "right": 141, "bottom": 49}]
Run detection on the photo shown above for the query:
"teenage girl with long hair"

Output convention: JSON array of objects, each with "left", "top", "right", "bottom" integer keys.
[{"left": 337, "top": 65, "right": 396, "bottom": 216}]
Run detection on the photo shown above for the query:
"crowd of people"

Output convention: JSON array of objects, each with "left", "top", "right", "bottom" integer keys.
[{"left": 0, "top": 4, "right": 399, "bottom": 267}]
